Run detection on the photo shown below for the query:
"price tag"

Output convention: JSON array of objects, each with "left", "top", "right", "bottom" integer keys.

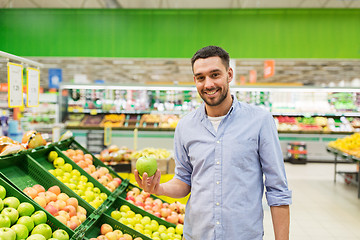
[
  {"left": 27, "top": 67, "right": 40, "bottom": 107},
  {"left": 7, "top": 62, "right": 23, "bottom": 108},
  {"left": 133, "top": 128, "right": 138, "bottom": 151},
  {"left": 90, "top": 109, "right": 97, "bottom": 115},
  {"left": 104, "top": 122, "right": 112, "bottom": 146}
]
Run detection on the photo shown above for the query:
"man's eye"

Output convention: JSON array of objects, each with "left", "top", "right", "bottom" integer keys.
[
  {"left": 197, "top": 76, "right": 204, "bottom": 81},
  {"left": 212, "top": 73, "right": 219, "bottom": 78}
]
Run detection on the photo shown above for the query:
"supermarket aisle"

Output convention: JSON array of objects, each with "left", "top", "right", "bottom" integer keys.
[{"left": 263, "top": 163, "right": 360, "bottom": 240}]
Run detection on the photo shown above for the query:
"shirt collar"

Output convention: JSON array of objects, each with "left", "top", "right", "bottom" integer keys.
[{"left": 199, "top": 94, "right": 239, "bottom": 119}]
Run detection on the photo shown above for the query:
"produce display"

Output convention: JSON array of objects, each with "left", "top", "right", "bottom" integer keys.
[
  {"left": 110, "top": 202, "right": 183, "bottom": 240},
  {"left": 0, "top": 184, "right": 70, "bottom": 240},
  {"left": 328, "top": 132, "right": 360, "bottom": 157},
  {"left": 47, "top": 152, "right": 109, "bottom": 209},
  {"left": 129, "top": 148, "right": 171, "bottom": 161},
  {"left": 61, "top": 149, "right": 122, "bottom": 192},
  {"left": 90, "top": 223, "right": 143, "bottom": 240},
  {"left": 100, "top": 114, "right": 126, "bottom": 127},
  {"left": 97, "top": 145, "right": 133, "bottom": 164},
  {"left": 23, "top": 184, "right": 87, "bottom": 230},
  {"left": 125, "top": 188, "right": 185, "bottom": 225}
]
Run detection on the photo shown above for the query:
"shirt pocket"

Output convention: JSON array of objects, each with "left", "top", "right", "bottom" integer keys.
[{"left": 231, "top": 138, "right": 258, "bottom": 169}]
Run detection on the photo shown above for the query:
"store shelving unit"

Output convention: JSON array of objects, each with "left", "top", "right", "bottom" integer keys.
[
  {"left": 59, "top": 83, "right": 360, "bottom": 161},
  {"left": 326, "top": 146, "right": 360, "bottom": 198}
]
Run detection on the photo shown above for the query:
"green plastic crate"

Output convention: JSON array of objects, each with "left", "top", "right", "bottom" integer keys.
[
  {"left": 104, "top": 196, "right": 176, "bottom": 230},
  {"left": 54, "top": 137, "right": 125, "bottom": 181},
  {"left": 0, "top": 175, "right": 74, "bottom": 238},
  {"left": 27, "top": 144, "right": 113, "bottom": 198},
  {"left": 120, "top": 181, "right": 169, "bottom": 204},
  {"left": 0, "top": 153, "right": 95, "bottom": 231},
  {"left": 82, "top": 212, "right": 152, "bottom": 240}
]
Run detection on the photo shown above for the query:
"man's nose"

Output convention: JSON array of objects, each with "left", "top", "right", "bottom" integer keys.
[{"left": 204, "top": 76, "right": 215, "bottom": 89}]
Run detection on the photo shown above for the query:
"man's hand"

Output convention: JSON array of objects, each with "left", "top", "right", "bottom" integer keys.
[{"left": 134, "top": 169, "right": 163, "bottom": 195}]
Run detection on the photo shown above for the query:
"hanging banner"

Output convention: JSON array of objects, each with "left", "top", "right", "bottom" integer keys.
[
  {"left": 240, "top": 75, "right": 246, "bottom": 85},
  {"left": 264, "top": 60, "right": 275, "bottom": 78},
  {"left": 27, "top": 67, "right": 40, "bottom": 107},
  {"left": 48, "top": 68, "right": 62, "bottom": 89},
  {"left": 249, "top": 70, "right": 257, "bottom": 83},
  {"left": 7, "top": 62, "right": 23, "bottom": 108}
]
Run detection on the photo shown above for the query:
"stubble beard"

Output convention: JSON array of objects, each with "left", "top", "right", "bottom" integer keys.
[{"left": 199, "top": 78, "right": 229, "bottom": 107}]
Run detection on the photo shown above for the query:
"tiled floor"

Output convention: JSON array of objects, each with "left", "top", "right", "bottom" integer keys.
[{"left": 263, "top": 162, "right": 360, "bottom": 240}]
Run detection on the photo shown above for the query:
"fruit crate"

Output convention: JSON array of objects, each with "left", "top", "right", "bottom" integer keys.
[
  {"left": 27, "top": 144, "right": 113, "bottom": 198},
  {"left": 53, "top": 137, "right": 126, "bottom": 182},
  {"left": 120, "top": 181, "right": 169, "bottom": 204},
  {"left": 82, "top": 212, "right": 152, "bottom": 240},
  {"left": 0, "top": 152, "right": 95, "bottom": 232},
  {"left": 104, "top": 195, "right": 176, "bottom": 230},
  {"left": 0, "top": 172, "right": 74, "bottom": 238}
]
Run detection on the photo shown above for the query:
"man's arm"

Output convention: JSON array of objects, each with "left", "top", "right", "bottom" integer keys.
[
  {"left": 135, "top": 169, "right": 191, "bottom": 198},
  {"left": 270, "top": 205, "right": 290, "bottom": 240}
]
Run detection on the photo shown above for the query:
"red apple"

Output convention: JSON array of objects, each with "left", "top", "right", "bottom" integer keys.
[{"left": 100, "top": 223, "right": 113, "bottom": 235}]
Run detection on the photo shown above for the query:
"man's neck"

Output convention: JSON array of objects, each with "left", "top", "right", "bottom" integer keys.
[{"left": 205, "top": 94, "right": 233, "bottom": 117}]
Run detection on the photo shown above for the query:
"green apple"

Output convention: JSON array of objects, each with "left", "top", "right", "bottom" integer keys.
[
  {"left": 0, "top": 214, "right": 11, "bottom": 228},
  {"left": 17, "top": 216, "right": 35, "bottom": 232},
  {"left": 11, "top": 223, "right": 29, "bottom": 240},
  {"left": 17, "top": 202, "right": 35, "bottom": 217},
  {"left": 31, "top": 224, "right": 52, "bottom": 239},
  {"left": 47, "top": 151, "right": 58, "bottom": 163},
  {"left": 111, "top": 210, "right": 121, "bottom": 220},
  {"left": 0, "top": 227, "right": 16, "bottom": 240},
  {"left": 52, "top": 229, "right": 69, "bottom": 240},
  {"left": 0, "top": 199, "right": 4, "bottom": 212},
  {"left": 53, "top": 157, "right": 65, "bottom": 168},
  {"left": 3, "top": 197, "right": 20, "bottom": 209},
  {"left": 136, "top": 156, "right": 158, "bottom": 177},
  {"left": 31, "top": 211, "right": 47, "bottom": 225},
  {"left": 0, "top": 185, "right": 6, "bottom": 200},
  {"left": 175, "top": 224, "right": 183, "bottom": 235},
  {"left": 26, "top": 234, "right": 46, "bottom": 240},
  {"left": 1, "top": 207, "right": 19, "bottom": 225}
]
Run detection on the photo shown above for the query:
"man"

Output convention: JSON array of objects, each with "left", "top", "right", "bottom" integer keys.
[{"left": 135, "top": 45, "right": 292, "bottom": 240}]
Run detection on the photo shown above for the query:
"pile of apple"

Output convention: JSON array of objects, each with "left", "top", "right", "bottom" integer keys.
[
  {"left": 23, "top": 184, "right": 87, "bottom": 230},
  {"left": 126, "top": 189, "right": 185, "bottom": 225},
  {"left": 61, "top": 149, "right": 122, "bottom": 192},
  {"left": 110, "top": 205, "right": 183, "bottom": 240},
  {"left": 0, "top": 184, "right": 70, "bottom": 240},
  {"left": 47, "top": 151, "right": 108, "bottom": 209},
  {"left": 89, "top": 223, "right": 143, "bottom": 240}
]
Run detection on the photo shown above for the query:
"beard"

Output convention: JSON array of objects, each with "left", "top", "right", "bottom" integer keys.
[{"left": 199, "top": 78, "right": 229, "bottom": 107}]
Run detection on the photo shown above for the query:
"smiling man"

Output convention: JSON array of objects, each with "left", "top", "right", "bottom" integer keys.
[{"left": 135, "top": 45, "right": 292, "bottom": 240}]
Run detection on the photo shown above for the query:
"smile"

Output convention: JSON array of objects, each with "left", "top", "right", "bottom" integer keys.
[{"left": 204, "top": 89, "right": 218, "bottom": 96}]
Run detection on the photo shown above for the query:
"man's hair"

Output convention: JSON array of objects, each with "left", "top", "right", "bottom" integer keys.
[{"left": 191, "top": 45, "right": 230, "bottom": 71}]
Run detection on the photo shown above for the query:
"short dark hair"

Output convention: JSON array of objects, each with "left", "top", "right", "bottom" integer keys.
[{"left": 191, "top": 46, "right": 230, "bottom": 71}]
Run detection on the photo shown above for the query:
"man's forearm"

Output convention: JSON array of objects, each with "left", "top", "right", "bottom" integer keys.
[
  {"left": 158, "top": 178, "right": 190, "bottom": 198},
  {"left": 270, "top": 205, "right": 290, "bottom": 240}
]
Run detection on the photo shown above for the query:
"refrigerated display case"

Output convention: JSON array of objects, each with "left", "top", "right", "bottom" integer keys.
[{"left": 59, "top": 83, "right": 360, "bottom": 161}]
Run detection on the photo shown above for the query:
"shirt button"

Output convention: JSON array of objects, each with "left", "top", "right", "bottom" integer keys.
[
  {"left": 217, "top": 221, "right": 220, "bottom": 225},
  {"left": 216, "top": 161, "right": 220, "bottom": 164},
  {"left": 216, "top": 202, "right": 220, "bottom": 206},
  {"left": 217, "top": 140, "right": 220, "bottom": 144},
  {"left": 216, "top": 181, "right": 220, "bottom": 184}
]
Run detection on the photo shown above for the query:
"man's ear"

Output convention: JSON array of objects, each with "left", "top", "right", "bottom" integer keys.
[{"left": 228, "top": 67, "right": 234, "bottom": 83}]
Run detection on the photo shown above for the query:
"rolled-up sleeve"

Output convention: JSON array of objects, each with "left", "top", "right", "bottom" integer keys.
[{"left": 260, "top": 112, "right": 292, "bottom": 206}]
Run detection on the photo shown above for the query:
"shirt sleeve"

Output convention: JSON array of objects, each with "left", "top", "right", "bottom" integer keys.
[
  {"left": 259, "top": 112, "right": 292, "bottom": 206},
  {"left": 173, "top": 119, "right": 193, "bottom": 187}
]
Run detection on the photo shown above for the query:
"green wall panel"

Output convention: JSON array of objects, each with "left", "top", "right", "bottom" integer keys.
[{"left": 0, "top": 9, "right": 359, "bottom": 58}]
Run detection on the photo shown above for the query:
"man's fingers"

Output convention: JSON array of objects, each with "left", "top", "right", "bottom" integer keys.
[{"left": 134, "top": 169, "right": 143, "bottom": 188}]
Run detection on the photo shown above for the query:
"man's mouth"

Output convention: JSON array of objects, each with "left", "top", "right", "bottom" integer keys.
[{"left": 204, "top": 89, "right": 218, "bottom": 96}]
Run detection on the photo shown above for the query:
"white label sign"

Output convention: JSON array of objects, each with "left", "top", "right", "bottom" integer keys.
[
  {"left": 7, "top": 62, "right": 23, "bottom": 108},
  {"left": 27, "top": 67, "right": 40, "bottom": 107}
]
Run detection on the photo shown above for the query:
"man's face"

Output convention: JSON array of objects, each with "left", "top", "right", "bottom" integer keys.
[{"left": 193, "top": 56, "right": 232, "bottom": 107}]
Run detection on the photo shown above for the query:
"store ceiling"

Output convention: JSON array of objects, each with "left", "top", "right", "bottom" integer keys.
[{"left": 1, "top": 0, "right": 360, "bottom": 9}]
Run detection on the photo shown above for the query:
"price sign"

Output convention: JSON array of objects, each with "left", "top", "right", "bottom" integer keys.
[
  {"left": 7, "top": 62, "right": 23, "bottom": 108},
  {"left": 104, "top": 122, "right": 112, "bottom": 146},
  {"left": 27, "top": 67, "right": 40, "bottom": 107}
]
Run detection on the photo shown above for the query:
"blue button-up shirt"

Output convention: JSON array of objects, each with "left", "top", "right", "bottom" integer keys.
[{"left": 173, "top": 96, "right": 292, "bottom": 240}]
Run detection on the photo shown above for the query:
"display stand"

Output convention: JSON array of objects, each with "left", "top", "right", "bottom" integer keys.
[{"left": 326, "top": 146, "right": 360, "bottom": 198}]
